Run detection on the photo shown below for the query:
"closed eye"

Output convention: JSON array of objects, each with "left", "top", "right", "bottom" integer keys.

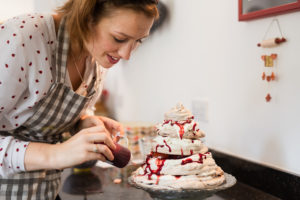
[{"left": 114, "top": 37, "right": 127, "bottom": 43}]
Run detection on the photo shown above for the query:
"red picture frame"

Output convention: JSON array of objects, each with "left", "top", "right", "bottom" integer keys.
[{"left": 239, "top": 0, "right": 300, "bottom": 21}]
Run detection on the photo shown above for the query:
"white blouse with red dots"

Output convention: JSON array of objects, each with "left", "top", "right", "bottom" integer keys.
[{"left": 0, "top": 13, "right": 101, "bottom": 177}]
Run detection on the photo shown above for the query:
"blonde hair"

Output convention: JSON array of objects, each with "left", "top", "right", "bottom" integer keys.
[{"left": 56, "top": 0, "right": 159, "bottom": 52}]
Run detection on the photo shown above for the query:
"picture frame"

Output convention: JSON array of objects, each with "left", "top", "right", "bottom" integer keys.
[{"left": 238, "top": 0, "right": 300, "bottom": 21}]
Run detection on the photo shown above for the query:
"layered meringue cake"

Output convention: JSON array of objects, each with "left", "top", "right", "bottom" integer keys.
[{"left": 131, "top": 103, "right": 225, "bottom": 190}]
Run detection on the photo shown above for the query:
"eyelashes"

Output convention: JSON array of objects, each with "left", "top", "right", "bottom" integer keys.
[
  {"left": 114, "top": 37, "right": 126, "bottom": 43},
  {"left": 113, "top": 37, "right": 144, "bottom": 44}
]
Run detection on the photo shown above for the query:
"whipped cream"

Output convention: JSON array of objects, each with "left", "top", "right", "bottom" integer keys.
[
  {"left": 151, "top": 136, "right": 208, "bottom": 155},
  {"left": 157, "top": 103, "right": 205, "bottom": 139},
  {"left": 132, "top": 170, "right": 225, "bottom": 190},
  {"left": 156, "top": 119, "right": 205, "bottom": 139},
  {"left": 133, "top": 152, "right": 225, "bottom": 189},
  {"left": 141, "top": 152, "right": 216, "bottom": 176},
  {"left": 164, "top": 103, "right": 192, "bottom": 121}
]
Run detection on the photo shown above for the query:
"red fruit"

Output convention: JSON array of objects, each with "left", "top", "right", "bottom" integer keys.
[
  {"left": 94, "top": 142, "right": 131, "bottom": 168},
  {"left": 109, "top": 143, "right": 131, "bottom": 168}
]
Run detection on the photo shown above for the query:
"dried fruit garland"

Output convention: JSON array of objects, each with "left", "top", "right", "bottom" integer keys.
[{"left": 257, "top": 19, "right": 286, "bottom": 102}]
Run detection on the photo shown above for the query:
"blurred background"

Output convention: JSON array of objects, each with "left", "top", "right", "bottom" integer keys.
[{"left": 1, "top": 0, "right": 299, "bottom": 177}]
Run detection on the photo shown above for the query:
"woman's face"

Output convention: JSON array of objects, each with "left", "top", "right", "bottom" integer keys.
[{"left": 85, "top": 8, "right": 155, "bottom": 68}]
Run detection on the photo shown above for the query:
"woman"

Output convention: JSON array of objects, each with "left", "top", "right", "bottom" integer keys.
[{"left": 0, "top": 0, "right": 158, "bottom": 199}]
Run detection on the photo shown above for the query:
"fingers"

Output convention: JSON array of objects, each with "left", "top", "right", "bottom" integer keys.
[
  {"left": 85, "top": 151, "right": 106, "bottom": 162},
  {"left": 82, "top": 126, "right": 116, "bottom": 150},
  {"left": 80, "top": 116, "right": 125, "bottom": 139},
  {"left": 98, "top": 116, "right": 125, "bottom": 136},
  {"left": 92, "top": 133, "right": 116, "bottom": 150},
  {"left": 79, "top": 116, "right": 104, "bottom": 130},
  {"left": 87, "top": 143, "right": 114, "bottom": 161},
  {"left": 89, "top": 116, "right": 105, "bottom": 126},
  {"left": 81, "top": 125, "right": 106, "bottom": 133}
]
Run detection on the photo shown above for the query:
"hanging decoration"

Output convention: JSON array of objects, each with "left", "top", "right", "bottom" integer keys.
[
  {"left": 261, "top": 54, "right": 277, "bottom": 67},
  {"left": 262, "top": 72, "right": 276, "bottom": 82},
  {"left": 265, "top": 93, "right": 272, "bottom": 102},
  {"left": 257, "top": 19, "right": 286, "bottom": 48},
  {"left": 257, "top": 37, "right": 286, "bottom": 48},
  {"left": 258, "top": 18, "right": 286, "bottom": 103}
]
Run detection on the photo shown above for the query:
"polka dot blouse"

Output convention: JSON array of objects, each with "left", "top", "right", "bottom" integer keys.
[{"left": 0, "top": 13, "right": 104, "bottom": 177}]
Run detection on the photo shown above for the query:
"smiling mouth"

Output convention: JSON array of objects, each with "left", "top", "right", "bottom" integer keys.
[{"left": 107, "top": 54, "right": 120, "bottom": 64}]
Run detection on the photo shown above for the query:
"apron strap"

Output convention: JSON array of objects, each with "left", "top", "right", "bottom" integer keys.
[{"left": 55, "top": 17, "right": 69, "bottom": 83}]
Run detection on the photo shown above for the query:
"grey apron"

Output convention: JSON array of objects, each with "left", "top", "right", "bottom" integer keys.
[{"left": 0, "top": 17, "right": 100, "bottom": 200}]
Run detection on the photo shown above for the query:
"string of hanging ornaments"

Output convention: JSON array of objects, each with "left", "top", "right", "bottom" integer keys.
[{"left": 257, "top": 18, "right": 286, "bottom": 102}]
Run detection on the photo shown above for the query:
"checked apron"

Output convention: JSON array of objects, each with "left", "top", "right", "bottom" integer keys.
[{"left": 0, "top": 17, "right": 102, "bottom": 199}]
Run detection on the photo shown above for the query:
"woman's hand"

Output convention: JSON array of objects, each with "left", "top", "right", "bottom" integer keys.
[
  {"left": 24, "top": 125, "right": 117, "bottom": 171},
  {"left": 24, "top": 117, "right": 125, "bottom": 171},
  {"left": 51, "top": 126, "right": 116, "bottom": 170},
  {"left": 99, "top": 116, "right": 125, "bottom": 141},
  {"left": 78, "top": 115, "right": 124, "bottom": 142},
  {"left": 78, "top": 115, "right": 105, "bottom": 130}
]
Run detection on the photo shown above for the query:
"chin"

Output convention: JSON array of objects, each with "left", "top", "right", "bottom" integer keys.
[
  {"left": 102, "top": 63, "right": 114, "bottom": 69},
  {"left": 95, "top": 59, "right": 114, "bottom": 69}
]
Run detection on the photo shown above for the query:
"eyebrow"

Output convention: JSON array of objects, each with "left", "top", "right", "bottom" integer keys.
[{"left": 115, "top": 31, "right": 149, "bottom": 39}]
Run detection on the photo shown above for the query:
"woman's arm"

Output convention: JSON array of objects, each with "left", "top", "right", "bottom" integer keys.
[{"left": 24, "top": 125, "right": 116, "bottom": 171}]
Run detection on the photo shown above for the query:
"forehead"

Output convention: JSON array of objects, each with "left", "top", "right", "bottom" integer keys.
[{"left": 96, "top": 8, "right": 154, "bottom": 38}]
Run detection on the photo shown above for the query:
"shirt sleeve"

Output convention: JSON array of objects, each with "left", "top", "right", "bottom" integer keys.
[
  {"left": 0, "top": 22, "right": 28, "bottom": 127},
  {"left": 0, "top": 137, "right": 29, "bottom": 177},
  {"left": 0, "top": 13, "right": 55, "bottom": 177},
  {"left": 0, "top": 17, "right": 31, "bottom": 177}
]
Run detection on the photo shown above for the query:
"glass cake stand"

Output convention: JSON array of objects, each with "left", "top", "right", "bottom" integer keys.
[{"left": 128, "top": 173, "right": 236, "bottom": 200}]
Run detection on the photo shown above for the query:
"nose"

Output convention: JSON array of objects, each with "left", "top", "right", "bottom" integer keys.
[{"left": 118, "top": 42, "right": 136, "bottom": 60}]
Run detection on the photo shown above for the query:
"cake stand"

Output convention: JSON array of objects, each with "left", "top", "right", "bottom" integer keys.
[{"left": 128, "top": 173, "right": 236, "bottom": 200}]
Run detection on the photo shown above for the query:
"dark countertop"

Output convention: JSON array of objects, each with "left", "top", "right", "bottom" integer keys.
[{"left": 59, "top": 165, "right": 280, "bottom": 200}]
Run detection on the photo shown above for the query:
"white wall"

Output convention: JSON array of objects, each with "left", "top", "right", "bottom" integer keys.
[
  {"left": 105, "top": 0, "right": 300, "bottom": 176},
  {"left": 0, "top": 0, "right": 65, "bottom": 20},
  {"left": 0, "top": 0, "right": 34, "bottom": 20}
]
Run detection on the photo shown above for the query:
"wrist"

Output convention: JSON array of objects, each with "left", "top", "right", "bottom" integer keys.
[
  {"left": 47, "top": 143, "right": 63, "bottom": 170},
  {"left": 24, "top": 142, "right": 59, "bottom": 171}
]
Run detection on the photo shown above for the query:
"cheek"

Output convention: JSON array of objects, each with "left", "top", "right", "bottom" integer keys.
[
  {"left": 92, "top": 36, "right": 118, "bottom": 55},
  {"left": 100, "top": 40, "right": 118, "bottom": 52}
]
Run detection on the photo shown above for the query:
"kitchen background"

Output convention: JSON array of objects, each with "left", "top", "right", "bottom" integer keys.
[{"left": 1, "top": 0, "right": 299, "bottom": 177}]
